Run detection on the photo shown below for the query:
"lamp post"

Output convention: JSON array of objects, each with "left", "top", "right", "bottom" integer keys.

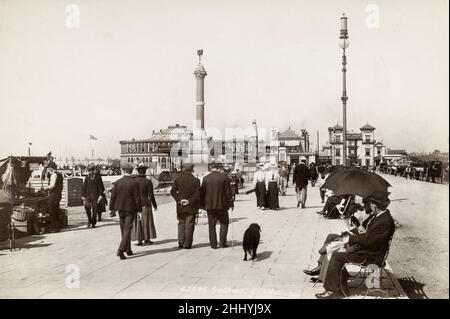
[
  {"left": 339, "top": 13, "right": 349, "bottom": 167},
  {"left": 252, "top": 119, "right": 259, "bottom": 163},
  {"left": 28, "top": 142, "right": 32, "bottom": 156}
]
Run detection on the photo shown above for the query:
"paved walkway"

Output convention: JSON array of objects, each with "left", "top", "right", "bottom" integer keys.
[{"left": 0, "top": 182, "right": 406, "bottom": 299}]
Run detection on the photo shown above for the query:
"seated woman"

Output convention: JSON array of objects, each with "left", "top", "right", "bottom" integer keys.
[{"left": 316, "top": 191, "right": 343, "bottom": 218}]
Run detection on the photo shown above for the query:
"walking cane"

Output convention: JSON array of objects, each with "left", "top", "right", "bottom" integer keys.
[{"left": 230, "top": 207, "right": 234, "bottom": 248}]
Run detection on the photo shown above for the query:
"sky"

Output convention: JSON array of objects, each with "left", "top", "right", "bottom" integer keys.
[{"left": 0, "top": 0, "right": 448, "bottom": 160}]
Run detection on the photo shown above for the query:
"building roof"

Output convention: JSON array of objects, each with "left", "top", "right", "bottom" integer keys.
[
  {"left": 360, "top": 123, "right": 376, "bottom": 131},
  {"left": 387, "top": 149, "right": 408, "bottom": 155},
  {"left": 328, "top": 124, "right": 343, "bottom": 131},
  {"left": 278, "top": 127, "right": 302, "bottom": 141},
  {"left": 120, "top": 124, "right": 192, "bottom": 144}
]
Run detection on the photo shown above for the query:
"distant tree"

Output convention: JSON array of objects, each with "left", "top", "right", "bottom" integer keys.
[{"left": 432, "top": 149, "right": 441, "bottom": 155}]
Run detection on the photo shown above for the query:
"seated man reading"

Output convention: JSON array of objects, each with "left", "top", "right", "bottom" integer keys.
[
  {"left": 306, "top": 200, "right": 372, "bottom": 279},
  {"left": 305, "top": 192, "right": 395, "bottom": 299}
]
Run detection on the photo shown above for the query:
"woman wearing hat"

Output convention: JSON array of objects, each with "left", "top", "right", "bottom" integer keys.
[
  {"left": 265, "top": 163, "right": 280, "bottom": 210},
  {"left": 253, "top": 163, "right": 266, "bottom": 209},
  {"left": 132, "top": 164, "right": 157, "bottom": 245}
]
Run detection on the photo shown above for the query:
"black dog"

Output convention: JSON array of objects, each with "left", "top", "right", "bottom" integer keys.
[{"left": 243, "top": 223, "right": 261, "bottom": 261}]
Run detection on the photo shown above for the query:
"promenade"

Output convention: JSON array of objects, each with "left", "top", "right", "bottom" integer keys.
[{"left": 0, "top": 179, "right": 410, "bottom": 299}]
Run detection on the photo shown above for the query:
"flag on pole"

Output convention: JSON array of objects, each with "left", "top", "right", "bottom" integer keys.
[{"left": 90, "top": 134, "right": 98, "bottom": 140}]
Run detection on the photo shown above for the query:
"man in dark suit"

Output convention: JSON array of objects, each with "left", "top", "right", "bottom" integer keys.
[
  {"left": 201, "top": 162, "right": 234, "bottom": 249},
  {"left": 171, "top": 163, "right": 201, "bottom": 249},
  {"left": 313, "top": 192, "right": 395, "bottom": 299},
  {"left": 47, "top": 162, "right": 63, "bottom": 233},
  {"left": 305, "top": 201, "right": 373, "bottom": 277},
  {"left": 109, "top": 165, "right": 142, "bottom": 260},
  {"left": 293, "top": 157, "right": 309, "bottom": 208},
  {"left": 82, "top": 165, "right": 104, "bottom": 228}
]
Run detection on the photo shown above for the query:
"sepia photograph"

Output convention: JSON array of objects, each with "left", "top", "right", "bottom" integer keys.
[{"left": 0, "top": 0, "right": 448, "bottom": 304}]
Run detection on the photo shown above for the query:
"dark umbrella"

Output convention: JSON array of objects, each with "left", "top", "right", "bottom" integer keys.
[{"left": 321, "top": 168, "right": 391, "bottom": 198}]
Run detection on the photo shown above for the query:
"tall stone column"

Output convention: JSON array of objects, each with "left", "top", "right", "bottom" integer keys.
[
  {"left": 190, "top": 49, "right": 209, "bottom": 174},
  {"left": 194, "top": 49, "right": 207, "bottom": 130}
]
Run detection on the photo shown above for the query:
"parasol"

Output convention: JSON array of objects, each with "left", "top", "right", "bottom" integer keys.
[{"left": 321, "top": 168, "right": 391, "bottom": 198}]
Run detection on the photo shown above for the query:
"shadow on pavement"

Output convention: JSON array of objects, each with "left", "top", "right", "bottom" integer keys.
[
  {"left": 0, "top": 234, "right": 52, "bottom": 251},
  {"left": 230, "top": 217, "right": 248, "bottom": 223},
  {"left": 127, "top": 246, "right": 182, "bottom": 258},
  {"left": 192, "top": 242, "right": 214, "bottom": 249},
  {"left": 233, "top": 199, "right": 252, "bottom": 202},
  {"left": 62, "top": 222, "right": 118, "bottom": 233},
  {"left": 153, "top": 239, "right": 178, "bottom": 245},
  {"left": 390, "top": 198, "right": 409, "bottom": 202},
  {"left": 256, "top": 251, "right": 273, "bottom": 261},
  {"left": 398, "top": 277, "right": 428, "bottom": 299},
  {"left": 276, "top": 207, "right": 299, "bottom": 211}
]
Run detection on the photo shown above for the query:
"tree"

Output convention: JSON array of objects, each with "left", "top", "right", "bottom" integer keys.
[{"left": 432, "top": 149, "right": 441, "bottom": 155}]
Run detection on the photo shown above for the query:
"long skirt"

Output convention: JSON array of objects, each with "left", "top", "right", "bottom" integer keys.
[
  {"left": 132, "top": 205, "right": 157, "bottom": 242},
  {"left": 266, "top": 181, "right": 279, "bottom": 209},
  {"left": 255, "top": 181, "right": 266, "bottom": 207}
]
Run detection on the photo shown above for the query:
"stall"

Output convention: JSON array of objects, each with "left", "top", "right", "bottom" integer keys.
[{"left": 0, "top": 156, "right": 67, "bottom": 242}]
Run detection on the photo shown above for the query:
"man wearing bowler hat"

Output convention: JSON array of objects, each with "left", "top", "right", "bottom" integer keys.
[
  {"left": 200, "top": 161, "right": 234, "bottom": 249},
  {"left": 293, "top": 156, "right": 309, "bottom": 208},
  {"left": 109, "top": 164, "right": 142, "bottom": 260},
  {"left": 82, "top": 164, "right": 104, "bottom": 228},
  {"left": 171, "top": 163, "right": 201, "bottom": 249}
]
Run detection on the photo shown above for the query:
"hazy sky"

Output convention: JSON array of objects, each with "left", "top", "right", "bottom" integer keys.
[{"left": 0, "top": 0, "right": 448, "bottom": 160}]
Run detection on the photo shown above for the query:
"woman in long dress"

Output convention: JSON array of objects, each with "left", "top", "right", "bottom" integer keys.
[
  {"left": 253, "top": 164, "right": 266, "bottom": 209},
  {"left": 265, "top": 164, "right": 280, "bottom": 210},
  {"left": 132, "top": 165, "right": 157, "bottom": 245}
]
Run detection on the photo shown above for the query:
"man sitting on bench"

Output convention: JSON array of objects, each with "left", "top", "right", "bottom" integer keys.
[{"left": 305, "top": 192, "right": 395, "bottom": 298}]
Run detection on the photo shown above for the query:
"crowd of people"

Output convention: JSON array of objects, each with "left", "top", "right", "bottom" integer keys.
[
  {"left": 108, "top": 161, "right": 235, "bottom": 259},
  {"left": 251, "top": 157, "right": 329, "bottom": 211},
  {"left": 75, "top": 157, "right": 395, "bottom": 299}
]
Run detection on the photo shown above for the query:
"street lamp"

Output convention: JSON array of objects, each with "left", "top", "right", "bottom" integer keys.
[
  {"left": 339, "top": 13, "right": 349, "bottom": 167},
  {"left": 28, "top": 142, "right": 32, "bottom": 156},
  {"left": 252, "top": 119, "right": 259, "bottom": 163}
]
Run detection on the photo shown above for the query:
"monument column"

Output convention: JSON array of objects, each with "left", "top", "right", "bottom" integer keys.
[
  {"left": 190, "top": 49, "right": 209, "bottom": 173},
  {"left": 194, "top": 49, "right": 207, "bottom": 130}
]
